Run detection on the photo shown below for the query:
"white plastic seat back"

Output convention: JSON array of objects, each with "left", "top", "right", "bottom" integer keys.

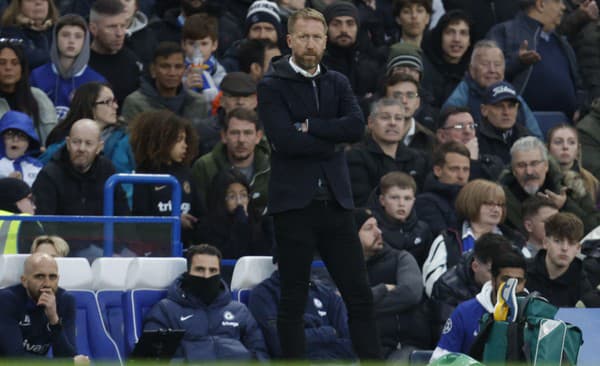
[
  {"left": 56, "top": 257, "right": 93, "bottom": 290},
  {"left": 124, "top": 257, "right": 186, "bottom": 290},
  {"left": 230, "top": 256, "right": 276, "bottom": 290},
  {"left": 0, "top": 254, "right": 28, "bottom": 288},
  {"left": 91, "top": 257, "right": 135, "bottom": 290}
]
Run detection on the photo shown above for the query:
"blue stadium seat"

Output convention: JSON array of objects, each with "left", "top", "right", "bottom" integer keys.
[
  {"left": 231, "top": 288, "right": 252, "bottom": 305},
  {"left": 556, "top": 308, "right": 600, "bottom": 366},
  {"left": 532, "top": 111, "right": 569, "bottom": 141},
  {"left": 122, "top": 289, "right": 168, "bottom": 356},
  {"left": 97, "top": 290, "right": 126, "bottom": 356}
]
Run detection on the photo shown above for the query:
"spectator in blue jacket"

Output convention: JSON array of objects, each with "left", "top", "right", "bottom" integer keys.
[
  {"left": 248, "top": 262, "right": 356, "bottom": 360},
  {"left": 0, "top": 111, "right": 43, "bottom": 186},
  {"left": 143, "top": 244, "right": 269, "bottom": 362},
  {"left": 0, "top": 253, "right": 88, "bottom": 362},
  {"left": 30, "top": 14, "right": 106, "bottom": 121}
]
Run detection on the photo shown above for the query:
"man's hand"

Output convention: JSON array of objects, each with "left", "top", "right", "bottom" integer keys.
[
  {"left": 73, "top": 355, "right": 90, "bottom": 364},
  {"left": 580, "top": 0, "right": 599, "bottom": 20},
  {"left": 519, "top": 40, "right": 542, "bottom": 65},
  {"left": 180, "top": 213, "right": 198, "bottom": 229},
  {"left": 8, "top": 171, "right": 22, "bottom": 179},
  {"left": 537, "top": 187, "right": 568, "bottom": 209},
  {"left": 37, "top": 288, "right": 59, "bottom": 325},
  {"left": 465, "top": 138, "right": 479, "bottom": 160}
]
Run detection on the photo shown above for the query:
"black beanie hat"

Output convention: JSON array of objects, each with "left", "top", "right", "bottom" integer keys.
[
  {"left": 0, "top": 177, "right": 31, "bottom": 213},
  {"left": 245, "top": 0, "right": 282, "bottom": 37},
  {"left": 323, "top": 1, "right": 359, "bottom": 25},
  {"left": 353, "top": 208, "right": 374, "bottom": 231}
]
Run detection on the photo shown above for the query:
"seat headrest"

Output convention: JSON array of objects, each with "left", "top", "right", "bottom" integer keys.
[
  {"left": 91, "top": 257, "right": 135, "bottom": 290},
  {"left": 125, "top": 257, "right": 187, "bottom": 289},
  {"left": 0, "top": 254, "right": 28, "bottom": 288},
  {"left": 56, "top": 257, "right": 93, "bottom": 290},
  {"left": 230, "top": 256, "right": 276, "bottom": 290}
]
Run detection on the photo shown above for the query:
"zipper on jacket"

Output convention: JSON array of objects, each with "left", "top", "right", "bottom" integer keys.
[{"left": 311, "top": 79, "right": 320, "bottom": 112}]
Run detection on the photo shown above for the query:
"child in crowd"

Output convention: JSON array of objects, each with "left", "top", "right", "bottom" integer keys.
[
  {"left": 30, "top": 14, "right": 106, "bottom": 120},
  {"left": 372, "top": 171, "right": 433, "bottom": 266},
  {"left": 0, "top": 111, "right": 42, "bottom": 186},
  {"left": 521, "top": 196, "right": 558, "bottom": 259},
  {"left": 181, "top": 13, "right": 226, "bottom": 104}
]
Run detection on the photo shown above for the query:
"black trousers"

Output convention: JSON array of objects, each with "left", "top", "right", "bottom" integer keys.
[{"left": 273, "top": 200, "right": 382, "bottom": 360}]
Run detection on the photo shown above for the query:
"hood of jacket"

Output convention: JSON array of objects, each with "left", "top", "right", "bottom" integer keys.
[
  {"left": 367, "top": 185, "right": 420, "bottom": 232},
  {"left": 422, "top": 172, "right": 462, "bottom": 198},
  {"left": 139, "top": 76, "right": 189, "bottom": 114},
  {"left": 167, "top": 273, "right": 233, "bottom": 308},
  {"left": 423, "top": 18, "right": 470, "bottom": 78},
  {"left": 49, "top": 22, "right": 91, "bottom": 79},
  {"left": 127, "top": 10, "right": 148, "bottom": 36},
  {"left": 0, "top": 110, "right": 41, "bottom": 154}
]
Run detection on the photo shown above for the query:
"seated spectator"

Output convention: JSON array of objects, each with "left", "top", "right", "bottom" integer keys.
[
  {"left": 355, "top": 208, "right": 429, "bottom": 360},
  {"left": 143, "top": 244, "right": 269, "bottom": 361},
  {"left": 415, "top": 141, "right": 470, "bottom": 236},
  {"left": 371, "top": 171, "right": 433, "bottom": 266},
  {"left": 0, "top": 253, "right": 88, "bottom": 362},
  {"left": 390, "top": 0, "right": 431, "bottom": 46},
  {"left": 88, "top": 0, "right": 141, "bottom": 107},
  {"left": 547, "top": 124, "right": 599, "bottom": 204},
  {"left": 0, "top": 111, "right": 42, "bottom": 186},
  {"left": 181, "top": 13, "right": 226, "bottom": 104},
  {"left": 521, "top": 196, "right": 558, "bottom": 259},
  {"left": 435, "top": 106, "right": 504, "bottom": 181},
  {"left": 423, "top": 179, "right": 524, "bottom": 296},
  {"left": 0, "top": 42, "right": 57, "bottom": 146},
  {"left": 32, "top": 119, "right": 130, "bottom": 260},
  {"left": 121, "top": 0, "right": 155, "bottom": 66},
  {"left": 422, "top": 10, "right": 472, "bottom": 109},
  {"left": 487, "top": 0, "right": 584, "bottom": 122},
  {"left": 197, "top": 169, "right": 274, "bottom": 260},
  {"left": 0, "top": 0, "right": 58, "bottom": 69},
  {"left": 30, "top": 14, "right": 106, "bottom": 121},
  {"left": 578, "top": 97, "right": 600, "bottom": 180},
  {"left": 195, "top": 72, "right": 258, "bottom": 155},
  {"left": 442, "top": 40, "right": 542, "bottom": 138},
  {"left": 477, "top": 81, "right": 532, "bottom": 164},
  {"left": 526, "top": 212, "right": 595, "bottom": 307},
  {"left": 30, "top": 235, "right": 69, "bottom": 257},
  {"left": 248, "top": 260, "right": 356, "bottom": 360},
  {"left": 500, "top": 136, "right": 600, "bottom": 233},
  {"left": 192, "top": 107, "right": 269, "bottom": 214},
  {"left": 430, "top": 249, "right": 527, "bottom": 361},
  {"left": 129, "top": 110, "right": 203, "bottom": 251},
  {"left": 430, "top": 233, "right": 513, "bottom": 340},
  {"left": 121, "top": 42, "right": 208, "bottom": 123},
  {"left": 238, "top": 39, "right": 281, "bottom": 83},
  {"left": 0, "top": 177, "right": 42, "bottom": 254},
  {"left": 346, "top": 97, "right": 428, "bottom": 207}
]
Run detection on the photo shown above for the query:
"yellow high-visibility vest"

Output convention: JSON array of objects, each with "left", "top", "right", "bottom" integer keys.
[{"left": 0, "top": 209, "right": 29, "bottom": 254}]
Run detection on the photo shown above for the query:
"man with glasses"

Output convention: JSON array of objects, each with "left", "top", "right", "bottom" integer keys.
[
  {"left": 257, "top": 8, "right": 382, "bottom": 360},
  {"left": 501, "top": 136, "right": 600, "bottom": 233},
  {"left": 436, "top": 106, "right": 504, "bottom": 180},
  {"left": 347, "top": 97, "right": 427, "bottom": 207},
  {"left": 477, "top": 81, "right": 531, "bottom": 164}
]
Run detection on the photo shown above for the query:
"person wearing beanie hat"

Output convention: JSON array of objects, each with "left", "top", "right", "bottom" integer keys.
[
  {"left": 322, "top": 1, "right": 383, "bottom": 108},
  {"left": 0, "top": 177, "right": 35, "bottom": 214},
  {"left": 386, "top": 42, "right": 424, "bottom": 79},
  {"left": 0, "top": 177, "right": 40, "bottom": 254},
  {"left": 245, "top": 0, "right": 281, "bottom": 45}
]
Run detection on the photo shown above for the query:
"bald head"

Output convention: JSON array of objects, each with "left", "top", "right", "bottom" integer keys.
[
  {"left": 24, "top": 253, "right": 57, "bottom": 276},
  {"left": 66, "top": 118, "right": 104, "bottom": 173},
  {"left": 22, "top": 253, "right": 59, "bottom": 301}
]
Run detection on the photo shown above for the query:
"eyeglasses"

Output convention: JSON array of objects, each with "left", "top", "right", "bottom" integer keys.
[
  {"left": 513, "top": 160, "right": 544, "bottom": 170},
  {"left": 391, "top": 91, "right": 419, "bottom": 100},
  {"left": 0, "top": 38, "right": 23, "bottom": 45},
  {"left": 225, "top": 193, "right": 249, "bottom": 202},
  {"left": 3, "top": 129, "right": 28, "bottom": 140},
  {"left": 482, "top": 201, "right": 505, "bottom": 208},
  {"left": 442, "top": 123, "right": 478, "bottom": 131},
  {"left": 94, "top": 97, "right": 117, "bottom": 106}
]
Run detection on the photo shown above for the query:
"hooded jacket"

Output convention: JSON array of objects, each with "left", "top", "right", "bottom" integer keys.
[
  {"left": 143, "top": 274, "right": 269, "bottom": 361},
  {"left": 121, "top": 77, "right": 209, "bottom": 123},
  {"left": 0, "top": 111, "right": 42, "bottom": 186},
  {"left": 577, "top": 98, "right": 600, "bottom": 179},
  {"left": 476, "top": 117, "right": 532, "bottom": 165},
  {"left": 415, "top": 174, "right": 462, "bottom": 236},
  {"left": 125, "top": 10, "right": 155, "bottom": 66},
  {"left": 248, "top": 271, "right": 356, "bottom": 360},
  {"left": 30, "top": 21, "right": 106, "bottom": 120}
]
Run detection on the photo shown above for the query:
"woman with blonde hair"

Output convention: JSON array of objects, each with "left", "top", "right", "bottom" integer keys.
[
  {"left": 30, "top": 235, "right": 70, "bottom": 257},
  {"left": 422, "top": 179, "right": 524, "bottom": 296}
]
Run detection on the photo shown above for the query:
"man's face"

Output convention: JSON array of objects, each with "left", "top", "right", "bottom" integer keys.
[
  {"left": 397, "top": 4, "right": 430, "bottom": 38},
  {"left": 65, "top": 122, "right": 103, "bottom": 173},
  {"left": 248, "top": 22, "right": 278, "bottom": 44},
  {"left": 524, "top": 206, "right": 559, "bottom": 244},
  {"left": 359, "top": 217, "right": 384, "bottom": 255},
  {"left": 433, "top": 152, "right": 470, "bottom": 186},
  {"left": 57, "top": 25, "right": 85, "bottom": 59},
  {"left": 492, "top": 267, "right": 527, "bottom": 297},
  {"left": 511, "top": 149, "right": 549, "bottom": 195},
  {"left": 3, "top": 129, "right": 29, "bottom": 160},
  {"left": 89, "top": 13, "right": 128, "bottom": 54},
  {"left": 368, "top": 104, "right": 408, "bottom": 145},
  {"left": 221, "top": 117, "right": 263, "bottom": 163},
  {"left": 21, "top": 256, "right": 59, "bottom": 302},
  {"left": 469, "top": 47, "right": 505, "bottom": 88},
  {"left": 379, "top": 186, "right": 415, "bottom": 222},
  {"left": 151, "top": 53, "right": 186, "bottom": 93},
  {"left": 386, "top": 81, "right": 420, "bottom": 118},
  {"left": 544, "top": 235, "right": 580, "bottom": 270},
  {"left": 436, "top": 111, "right": 476, "bottom": 145},
  {"left": 441, "top": 20, "right": 470, "bottom": 63},
  {"left": 328, "top": 16, "right": 357, "bottom": 48},
  {"left": 287, "top": 18, "right": 327, "bottom": 73},
  {"left": 221, "top": 93, "right": 257, "bottom": 113},
  {"left": 481, "top": 99, "right": 519, "bottom": 130},
  {"left": 540, "top": 0, "right": 566, "bottom": 32},
  {"left": 189, "top": 254, "right": 220, "bottom": 278},
  {"left": 182, "top": 37, "right": 218, "bottom": 62}
]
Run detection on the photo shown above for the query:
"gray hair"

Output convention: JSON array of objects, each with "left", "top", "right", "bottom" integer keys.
[
  {"left": 369, "top": 97, "right": 405, "bottom": 118},
  {"left": 510, "top": 136, "right": 549, "bottom": 164},
  {"left": 469, "top": 39, "right": 503, "bottom": 66}
]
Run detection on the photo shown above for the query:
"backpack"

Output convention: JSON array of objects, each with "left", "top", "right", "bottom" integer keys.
[{"left": 469, "top": 293, "right": 583, "bottom": 365}]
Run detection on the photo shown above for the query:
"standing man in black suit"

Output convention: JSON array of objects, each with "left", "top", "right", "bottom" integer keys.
[{"left": 257, "top": 8, "right": 382, "bottom": 361}]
